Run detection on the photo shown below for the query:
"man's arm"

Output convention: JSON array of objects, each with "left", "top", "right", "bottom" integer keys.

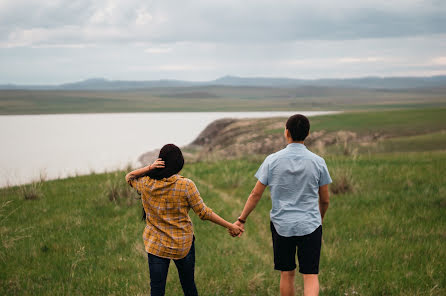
[
  {"left": 318, "top": 184, "right": 330, "bottom": 222},
  {"left": 233, "top": 180, "right": 267, "bottom": 235}
]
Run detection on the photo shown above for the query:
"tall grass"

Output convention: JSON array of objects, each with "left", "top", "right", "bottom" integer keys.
[
  {"left": 329, "top": 167, "right": 356, "bottom": 195},
  {"left": 103, "top": 172, "right": 140, "bottom": 205},
  {"left": 19, "top": 181, "right": 44, "bottom": 200}
]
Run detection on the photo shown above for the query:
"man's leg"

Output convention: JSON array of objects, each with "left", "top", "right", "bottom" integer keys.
[
  {"left": 271, "top": 222, "right": 298, "bottom": 296},
  {"left": 297, "top": 226, "right": 322, "bottom": 296},
  {"left": 280, "top": 270, "right": 296, "bottom": 296},
  {"left": 303, "top": 274, "right": 319, "bottom": 296}
]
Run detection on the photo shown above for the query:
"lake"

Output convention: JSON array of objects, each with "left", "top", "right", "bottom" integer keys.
[{"left": 0, "top": 111, "right": 338, "bottom": 187}]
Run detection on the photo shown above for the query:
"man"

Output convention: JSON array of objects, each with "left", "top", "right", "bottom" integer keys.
[{"left": 234, "top": 114, "right": 331, "bottom": 296}]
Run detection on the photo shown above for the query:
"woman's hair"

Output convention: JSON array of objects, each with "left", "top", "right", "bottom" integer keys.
[
  {"left": 145, "top": 144, "right": 184, "bottom": 180},
  {"left": 141, "top": 144, "right": 184, "bottom": 220}
]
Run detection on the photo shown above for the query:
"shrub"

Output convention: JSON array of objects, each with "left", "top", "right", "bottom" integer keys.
[
  {"left": 20, "top": 182, "right": 44, "bottom": 200},
  {"left": 330, "top": 167, "right": 355, "bottom": 195},
  {"left": 103, "top": 173, "right": 140, "bottom": 205}
]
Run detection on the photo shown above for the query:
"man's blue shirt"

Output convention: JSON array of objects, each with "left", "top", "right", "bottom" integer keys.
[{"left": 255, "top": 143, "right": 332, "bottom": 237}]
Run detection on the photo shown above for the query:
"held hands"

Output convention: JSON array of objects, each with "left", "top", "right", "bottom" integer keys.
[
  {"left": 228, "top": 222, "right": 244, "bottom": 237},
  {"left": 149, "top": 158, "right": 165, "bottom": 170},
  {"left": 228, "top": 220, "right": 245, "bottom": 238}
]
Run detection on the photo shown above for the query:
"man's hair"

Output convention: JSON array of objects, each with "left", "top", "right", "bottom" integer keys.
[{"left": 286, "top": 114, "right": 310, "bottom": 141}]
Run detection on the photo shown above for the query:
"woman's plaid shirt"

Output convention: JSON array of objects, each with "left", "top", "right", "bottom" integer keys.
[{"left": 128, "top": 174, "right": 213, "bottom": 259}]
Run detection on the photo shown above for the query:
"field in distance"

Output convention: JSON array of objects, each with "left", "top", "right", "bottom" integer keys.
[{"left": 1, "top": 85, "right": 446, "bottom": 114}]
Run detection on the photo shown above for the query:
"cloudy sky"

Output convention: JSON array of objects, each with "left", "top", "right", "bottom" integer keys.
[{"left": 1, "top": 0, "right": 446, "bottom": 84}]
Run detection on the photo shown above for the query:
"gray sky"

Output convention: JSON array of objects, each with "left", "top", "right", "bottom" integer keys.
[{"left": 1, "top": 0, "right": 446, "bottom": 84}]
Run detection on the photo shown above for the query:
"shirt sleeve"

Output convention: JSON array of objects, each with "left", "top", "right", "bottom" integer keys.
[
  {"left": 186, "top": 180, "right": 213, "bottom": 220},
  {"left": 127, "top": 176, "right": 145, "bottom": 194},
  {"left": 254, "top": 156, "right": 270, "bottom": 186},
  {"left": 319, "top": 159, "right": 332, "bottom": 187}
]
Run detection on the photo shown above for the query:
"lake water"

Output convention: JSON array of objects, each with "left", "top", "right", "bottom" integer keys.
[{"left": 0, "top": 111, "right": 338, "bottom": 187}]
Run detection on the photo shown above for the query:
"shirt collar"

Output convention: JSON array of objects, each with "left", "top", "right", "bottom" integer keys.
[
  {"left": 161, "top": 174, "right": 182, "bottom": 182},
  {"left": 287, "top": 143, "right": 306, "bottom": 149}
]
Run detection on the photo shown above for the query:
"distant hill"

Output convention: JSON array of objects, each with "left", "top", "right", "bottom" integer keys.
[{"left": 1, "top": 75, "right": 445, "bottom": 90}]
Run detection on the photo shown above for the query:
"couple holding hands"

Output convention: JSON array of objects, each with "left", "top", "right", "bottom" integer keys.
[{"left": 126, "top": 114, "right": 332, "bottom": 296}]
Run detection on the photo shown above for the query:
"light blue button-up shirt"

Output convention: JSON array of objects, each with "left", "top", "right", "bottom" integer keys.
[{"left": 255, "top": 143, "right": 332, "bottom": 237}]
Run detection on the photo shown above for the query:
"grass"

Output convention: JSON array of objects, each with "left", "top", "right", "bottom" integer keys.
[
  {"left": 265, "top": 108, "right": 446, "bottom": 137},
  {"left": 310, "top": 108, "right": 446, "bottom": 135},
  {"left": 0, "top": 108, "right": 445, "bottom": 295},
  {"left": 1, "top": 87, "right": 446, "bottom": 115},
  {"left": 372, "top": 130, "right": 446, "bottom": 153},
  {"left": 19, "top": 181, "right": 44, "bottom": 200},
  {"left": 0, "top": 153, "right": 445, "bottom": 295},
  {"left": 102, "top": 172, "right": 140, "bottom": 205}
]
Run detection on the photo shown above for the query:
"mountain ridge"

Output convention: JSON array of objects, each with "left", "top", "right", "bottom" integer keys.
[{"left": 1, "top": 75, "right": 446, "bottom": 90}]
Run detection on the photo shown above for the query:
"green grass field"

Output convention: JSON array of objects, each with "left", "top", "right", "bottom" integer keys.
[
  {"left": 264, "top": 108, "right": 446, "bottom": 137},
  {"left": 1, "top": 87, "right": 446, "bottom": 114},
  {"left": 1, "top": 109, "right": 445, "bottom": 295}
]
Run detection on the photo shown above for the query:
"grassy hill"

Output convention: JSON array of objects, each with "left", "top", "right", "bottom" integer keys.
[
  {"left": 147, "top": 108, "right": 445, "bottom": 163},
  {"left": 1, "top": 108, "right": 445, "bottom": 295}
]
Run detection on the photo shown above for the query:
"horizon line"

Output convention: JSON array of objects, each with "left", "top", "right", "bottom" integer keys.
[{"left": 2, "top": 74, "right": 446, "bottom": 86}]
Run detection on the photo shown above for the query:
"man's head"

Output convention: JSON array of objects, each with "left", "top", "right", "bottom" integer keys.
[{"left": 285, "top": 114, "right": 310, "bottom": 142}]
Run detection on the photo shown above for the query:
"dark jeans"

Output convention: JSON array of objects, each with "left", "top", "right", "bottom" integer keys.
[{"left": 147, "top": 241, "right": 198, "bottom": 296}]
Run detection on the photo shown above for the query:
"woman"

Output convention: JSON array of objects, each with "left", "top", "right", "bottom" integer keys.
[{"left": 126, "top": 144, "right": 242, "bottom": 296}]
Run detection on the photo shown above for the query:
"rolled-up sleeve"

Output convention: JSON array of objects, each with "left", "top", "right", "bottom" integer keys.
[{"left": 186, "top": 180, "right": 213, "bottom": 220}]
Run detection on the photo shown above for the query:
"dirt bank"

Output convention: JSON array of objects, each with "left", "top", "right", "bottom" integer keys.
[{"left": 138, "top": 116, "right": 386, "bottom": 164}]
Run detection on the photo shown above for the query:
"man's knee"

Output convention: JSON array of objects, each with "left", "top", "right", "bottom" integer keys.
[
  {"left": 281, "top": 270, "right": 296, "bottom": 278},
  {"left": 302, "top": 274, "right": 319, "bottom": 286},
  {"left": 302, "top": 274, "right": 318, "bottom": 280}
]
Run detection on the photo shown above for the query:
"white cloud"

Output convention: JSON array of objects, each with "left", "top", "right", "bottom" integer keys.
[
  {"left": 156, "top": 63, "right": 214, "bottom": 71},
  {"left": 431, "top": 56, "right": 446, "bottom": 65},
  {"left": 0, "top": 1, "right": 445, "bottom": 83},
  {"left": 1, "top": 0, "right": 445, "bottom": 48},
  {"left": 135, "top": 8, "right": 153, "bottom": 25},
  {"left": 337, "top": 57, "right": 387, "bottom": 64},
  {"left": 286, "top": 56, "right": 390, "bottom": 66},
  {"left": 145, "top": 47, "right": 172, "bottom": 54}
]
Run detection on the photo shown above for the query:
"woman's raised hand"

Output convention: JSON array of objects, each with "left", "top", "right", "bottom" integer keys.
[{"left": 149, "top": 158, "right": 165, "bottom": 170}]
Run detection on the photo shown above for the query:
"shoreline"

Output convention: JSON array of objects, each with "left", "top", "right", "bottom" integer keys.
[
  {"left": 4, "top": 107, "right": 446, "bottom": 188},
  {"left": 0, "top": 111, "right": 341, "bottom": 188}
]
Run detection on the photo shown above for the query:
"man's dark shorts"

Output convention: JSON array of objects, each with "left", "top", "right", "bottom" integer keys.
[{"left": 270, "top": 222, "right": 322, "bottom": 274}]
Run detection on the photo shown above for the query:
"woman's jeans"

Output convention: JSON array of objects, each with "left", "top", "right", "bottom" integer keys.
[{"left": 147, "top": 241, "right": 198, "bottom": 296}]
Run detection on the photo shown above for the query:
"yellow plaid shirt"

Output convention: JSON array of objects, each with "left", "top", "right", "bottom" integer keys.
[{"left": 128, "top": 174, "right": 213, "bottom": 259}]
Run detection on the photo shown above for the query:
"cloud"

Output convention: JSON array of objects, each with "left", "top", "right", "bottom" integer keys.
[
  {"left": 431, "top": 57, "right": 446, "bottom": 65},
  {"left": 0, "top": 1, "right": 445, "bottom": 83},
  {"left": 145, "top": 47, "right": 172, "bottom": 54},
  {"left": 287, "top": 56, "right": 390, "bottom": 66},
  {"left": 1, "top": 0, "right": 446, "bottom": 48}
]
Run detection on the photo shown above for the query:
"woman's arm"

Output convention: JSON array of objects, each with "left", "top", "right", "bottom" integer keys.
[
  {"left": 186, "top": 180, "right": 243, "bottom": 237},
  {"left": 125, "top": 158, "right": 165, "bottom": 183},
  {"left": 208, "top": 212, "right": 244, "bottom": 237}
]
